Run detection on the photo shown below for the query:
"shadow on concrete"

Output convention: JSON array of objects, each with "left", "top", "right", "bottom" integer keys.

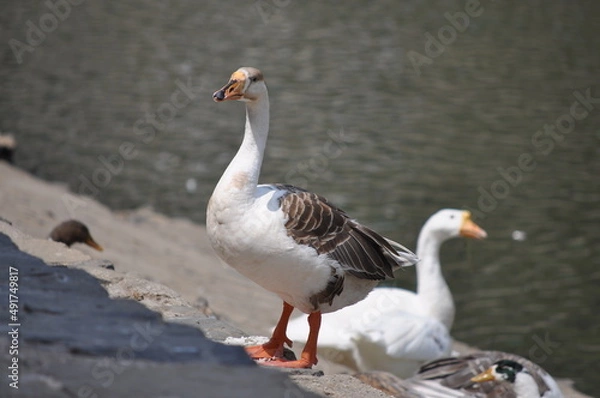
[{"left": 0, "top": 232, "right": 316, "bottom": 398}]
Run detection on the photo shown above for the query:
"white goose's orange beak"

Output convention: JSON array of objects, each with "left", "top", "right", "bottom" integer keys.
[
  {"left": 459, "top": 211, "right": 487, "bottom": 239},
  {"left": 471, "top": 367, "right": 496, "bottom": 383},
  {"left": 213, "top": 70, "right": 246, "bottom": 102}
]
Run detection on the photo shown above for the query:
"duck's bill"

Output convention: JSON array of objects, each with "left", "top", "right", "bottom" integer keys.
[
  {"left": 460, "top": 217, "right": 487, "bottom": 239},
  {"left": 471, "top": 368, "right": 495, "bottom": 383},
  {"left": 85, "top": 237, "right": 104, "bottom": 251}
]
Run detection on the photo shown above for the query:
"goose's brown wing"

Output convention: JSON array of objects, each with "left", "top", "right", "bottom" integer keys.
[{"left": 276, "top": 184, "right": 417, "bottom": 280}]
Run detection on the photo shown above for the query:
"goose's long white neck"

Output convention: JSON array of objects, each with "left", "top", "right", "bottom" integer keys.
[
  {"left": 514, "top": 372, "right": 542, "bottom": 398},
  {"left": 214, "top": 92, "right": 270, "bottom": 205},
  {"left": 415, "top": 227, "right": 455, "bottom": 329}
]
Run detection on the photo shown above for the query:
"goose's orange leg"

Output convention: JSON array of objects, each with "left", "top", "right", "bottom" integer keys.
[
  {"left": 245, "top": 302, "right": 294, "bottom": 360},
  {"left": 260, "top": 310, "right": 321, "bottom": 368}
]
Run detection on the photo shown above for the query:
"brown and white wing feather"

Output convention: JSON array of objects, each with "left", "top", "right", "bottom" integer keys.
[{"left": 276, "top": 185, "right": 417, "bottom": 280}]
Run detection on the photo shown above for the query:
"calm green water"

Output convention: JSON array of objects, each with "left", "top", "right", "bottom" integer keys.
[{"left": 2, "top": 1, "right": 599, "bottom": 395}]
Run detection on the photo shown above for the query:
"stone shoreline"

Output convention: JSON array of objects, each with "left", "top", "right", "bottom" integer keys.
[
  {"left": 0, "top": 162, "right": 589, "bottom": 397},
  {"left": 0, "top": 217, "right": 388, "bottom": 398},
  {"left": 0, "top": 162, "right": 389, "bottom": 398}
]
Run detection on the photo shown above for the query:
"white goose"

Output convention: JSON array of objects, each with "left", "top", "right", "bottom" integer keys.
[
  {"left": 207, "top": 67, "right": 418, "bottom": 368},
  {"left": 287, "top": 209, "right": 486, "bottom": 375}
]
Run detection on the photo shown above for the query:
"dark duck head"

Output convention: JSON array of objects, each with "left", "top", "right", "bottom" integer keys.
[{"left": 50, "top": 220, "right": 103, "bottom": 251}]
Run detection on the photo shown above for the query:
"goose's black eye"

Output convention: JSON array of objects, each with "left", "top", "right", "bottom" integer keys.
[
  {"left": 250, "top": 76, "right": 258, "bottom": 82},
  {"left": 450, "top": 215, "right": 455, "bottom": 219}
]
